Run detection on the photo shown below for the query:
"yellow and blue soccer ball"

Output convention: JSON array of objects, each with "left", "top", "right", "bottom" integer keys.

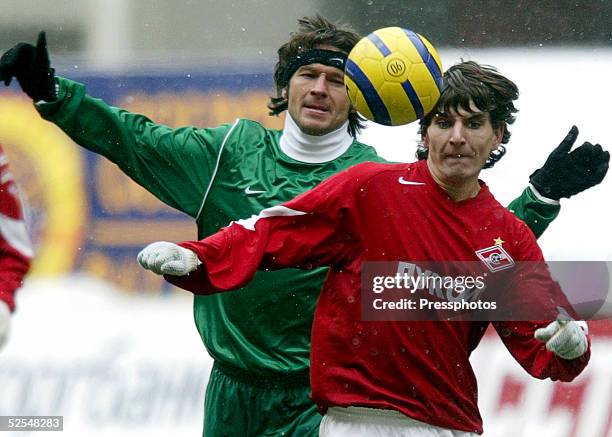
[{"left": 344, "top": 27, "right": 443, "bottom": 126}]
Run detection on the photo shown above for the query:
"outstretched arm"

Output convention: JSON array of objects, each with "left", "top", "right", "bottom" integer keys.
[
  {"left": 0, "top": 32, "right": 232, "bottom": 218},
  {"left": 140, "top": 203, "right": 356, "bottom": 294},
  {"left": 138, "top": 165, "right": 365, "bottom": 294}
]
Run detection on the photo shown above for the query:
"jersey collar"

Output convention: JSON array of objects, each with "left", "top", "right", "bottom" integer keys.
[
  {"left": 414, "top": 159, "right": 493, "bottom": 207},
  {"left": 279, "top": 113, "right": 353, "bottom": 164}
]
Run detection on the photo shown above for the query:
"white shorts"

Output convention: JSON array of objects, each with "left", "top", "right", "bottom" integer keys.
[{"left": 319, "top": 406, "right": 479, "bottom": 437}]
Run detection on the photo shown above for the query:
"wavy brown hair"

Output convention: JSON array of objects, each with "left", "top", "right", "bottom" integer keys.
[
  {"left": 268, "top": 15, "right": 366, "bottom": 138},
  {"left": 417, "top": 61, "right": 519, "bottom": 168}
]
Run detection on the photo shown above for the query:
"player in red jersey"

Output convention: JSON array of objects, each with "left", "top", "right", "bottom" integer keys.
[
  {"left": 138, "top": 61, "right": 593, "bottom": 436},
  {"left": 0, "top": 145, "right": 33, "bottom": 352}
]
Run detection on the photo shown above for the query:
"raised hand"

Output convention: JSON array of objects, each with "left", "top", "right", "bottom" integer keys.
[
  {"left": 0, "top": 31, "right": 56, "bottom": 101},
  {"left": 529, "top": 126, "right": 609, "bottom": 200}
]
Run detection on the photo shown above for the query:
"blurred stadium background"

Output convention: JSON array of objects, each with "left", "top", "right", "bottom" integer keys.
[{"left": 0, "top": 1, "right": 610, "bottom": 436}]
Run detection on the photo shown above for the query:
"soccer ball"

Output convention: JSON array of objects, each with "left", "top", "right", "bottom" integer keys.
[{"left": 344, "top": 27, "right": 443, "bottom": 126}]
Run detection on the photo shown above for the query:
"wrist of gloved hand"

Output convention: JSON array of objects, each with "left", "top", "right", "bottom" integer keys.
[
  {"left": 527, "top": 183, "right": 560, "bottom": 205},
  {"left": 529, "top": 169, "right": 565, "bottom": 200},
  {"left": 29, "top": 68, "right": 57, "bottom": 102}
]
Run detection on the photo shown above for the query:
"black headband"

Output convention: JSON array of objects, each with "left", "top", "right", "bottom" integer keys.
[{"left": 281, "top": 49, "right": 348, "bottom": 87}]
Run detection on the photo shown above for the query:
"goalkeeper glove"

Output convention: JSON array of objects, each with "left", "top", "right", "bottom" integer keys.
[
  {"left": 0, "top": 31, "right": 56, "bottom": 101},
  {"left": 529, "top": 125, "right": 609, "bottom": 200},
  {"left": 0, "top": 300, "right": 11, "bottom": 352},
  {"left": 534, "top": 320, "right": 588, "bottom": 360},
  {"left": 137, "top": 241, "right": 201, "bottom": 276}
]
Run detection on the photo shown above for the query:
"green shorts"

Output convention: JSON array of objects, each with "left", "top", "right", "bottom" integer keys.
[{"left": 203, "top": 361, "right": 321, "bottom": 437}]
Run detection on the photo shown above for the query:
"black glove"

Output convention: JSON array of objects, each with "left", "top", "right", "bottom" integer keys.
[
  {"left": 529, "top": 125, "right": 610, "bottom": 200},
  {"left": 0, "top": 31, "right": 56, "bottom": 101}
]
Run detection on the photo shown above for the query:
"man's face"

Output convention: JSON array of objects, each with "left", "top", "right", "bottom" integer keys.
[
  {"left": 286, "top": 54, "right": 352, "bottom": 136},
  {"left": 423, "top": 105, "right": 503, "bottom": 185}
]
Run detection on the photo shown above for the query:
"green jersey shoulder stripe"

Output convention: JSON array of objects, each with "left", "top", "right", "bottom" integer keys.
[{"left": 196, "top": 118, "right": 241, "bottom": 221}]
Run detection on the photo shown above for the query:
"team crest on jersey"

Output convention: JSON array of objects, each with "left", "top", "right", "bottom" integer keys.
[{"left": 475, "top": 244, "right": 515, "bottom": 272}]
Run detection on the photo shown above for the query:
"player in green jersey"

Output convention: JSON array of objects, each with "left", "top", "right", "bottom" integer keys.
[{"left": 1, "top": 15, "right": 608, "bottom": 437}]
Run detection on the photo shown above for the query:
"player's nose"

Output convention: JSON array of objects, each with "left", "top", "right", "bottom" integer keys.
[
  {"left": 310, "top": 74, "right": 329, "bottom": 96},
  {"left": 448, "top": 121, "right": 466, "bottom": 146}
]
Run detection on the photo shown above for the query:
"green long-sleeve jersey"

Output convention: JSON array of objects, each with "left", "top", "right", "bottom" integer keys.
[{"left": 36, "top": 77, "right": 560, "bottom": 376}]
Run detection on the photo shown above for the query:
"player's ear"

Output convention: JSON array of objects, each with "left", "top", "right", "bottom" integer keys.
[
  {"left": 491, "top": 125, "right": 504, "bottom": 152},
  {"left": 421, "top": 131, "right": 430, "bottom": 148},
  {"left": 281, "top": 88, "right": 288, "bottom": 99}
]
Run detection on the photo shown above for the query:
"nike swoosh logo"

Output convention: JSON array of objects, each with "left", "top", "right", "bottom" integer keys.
[
  {"left": 398, "top": 177, "right": 425, "bottom": 186},
  {"left": 245, "top": 186, "right": 266, "bottom": 195}
]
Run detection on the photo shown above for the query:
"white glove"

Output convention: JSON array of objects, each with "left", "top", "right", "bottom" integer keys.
[
  {"left": 0, "top": 300, "right": 11, "bottom": 352},
  {"left": 534, "top": 320, "right": 588, "bottom": 360},
  {"left": 137, "top": 241, "right": 201, "bottom": 276}
]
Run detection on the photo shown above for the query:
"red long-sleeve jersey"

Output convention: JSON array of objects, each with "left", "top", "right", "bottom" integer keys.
[
  {"left": 167, "top": 160, "right": 590, "bottom": 434},
  {"left": 0, "top": 145, "right": 32, "bottom": 311}
]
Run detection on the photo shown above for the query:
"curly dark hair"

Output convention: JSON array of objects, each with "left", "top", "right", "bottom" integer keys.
[
  {"left": 417, "top": 60, "right": 519, "bottom": 168},
  {"left": 268, "top": 15, "right": 366, "bottom": 138}
]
